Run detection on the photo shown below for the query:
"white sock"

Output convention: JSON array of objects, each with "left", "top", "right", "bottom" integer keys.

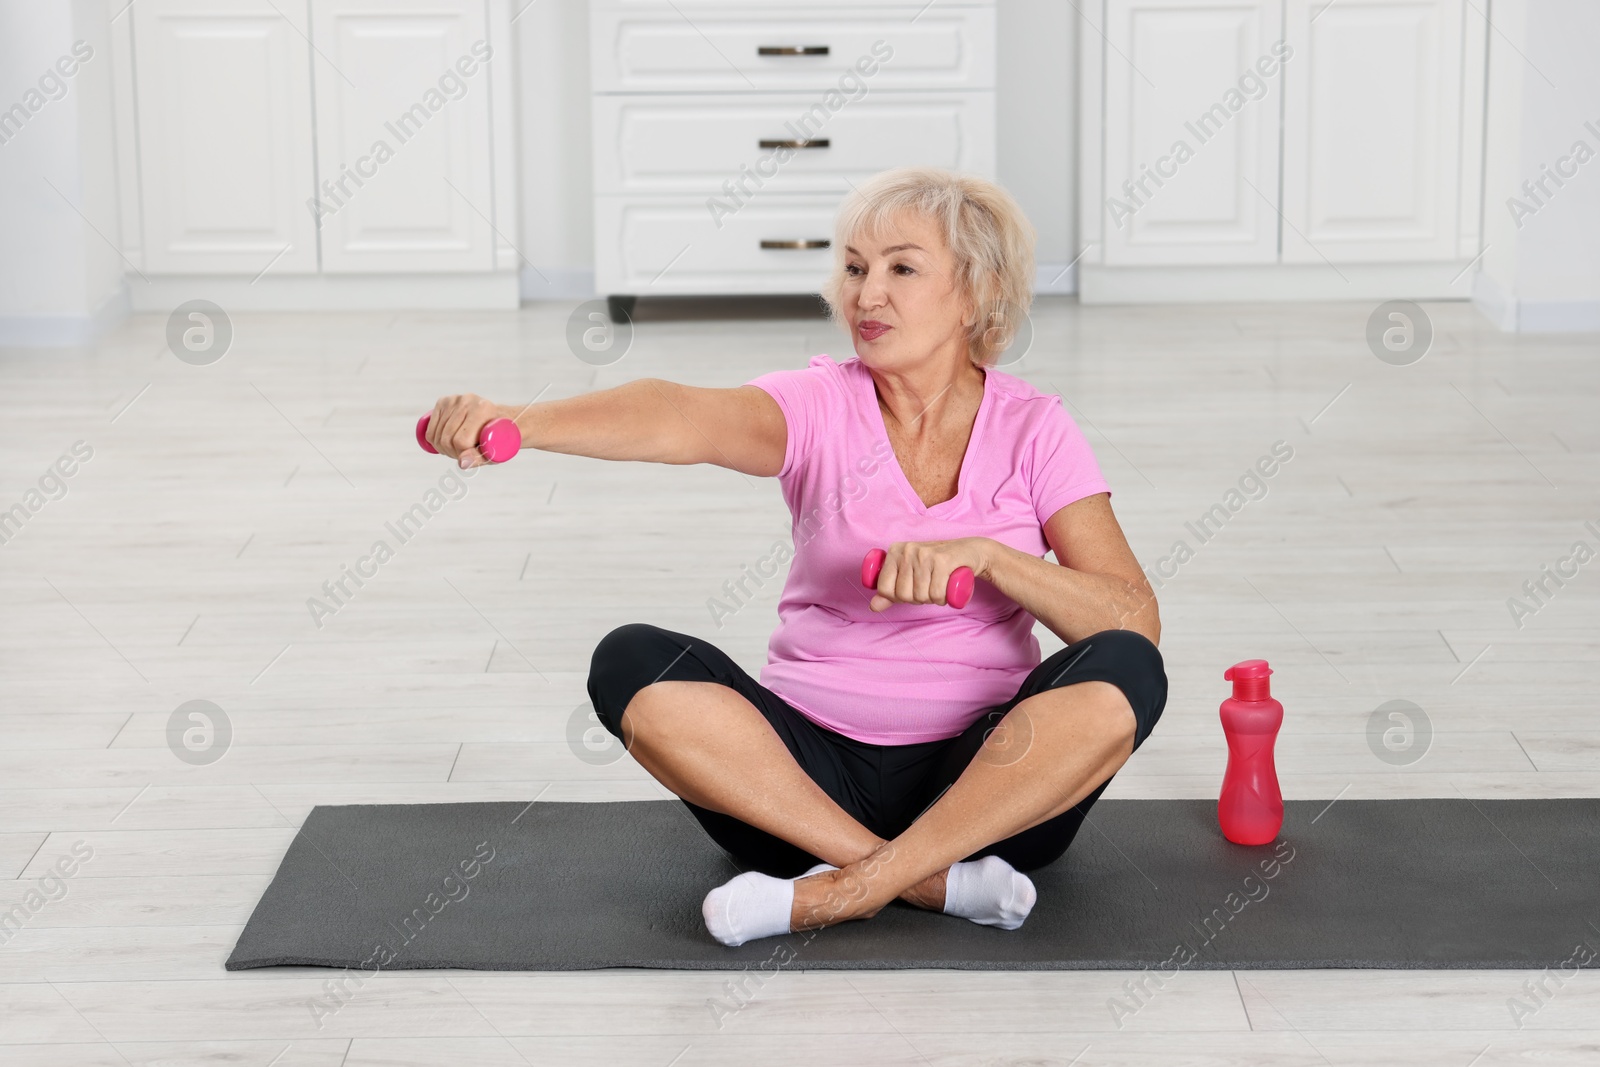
[
  {"left": 942, "top": 855, "right": 1037, "bottom": 931},
  {"left": 702, "top": 863, "right": 836, "bottom": 947}
]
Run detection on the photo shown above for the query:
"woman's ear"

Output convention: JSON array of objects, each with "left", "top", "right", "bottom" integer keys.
[{"left": 980, "top": 309, "right": 1012, "bottom": 356}]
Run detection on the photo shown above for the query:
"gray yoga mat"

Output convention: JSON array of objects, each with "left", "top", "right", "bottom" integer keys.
[{"left": 226, "top": 798, "right": 1600, "bottom": 972}]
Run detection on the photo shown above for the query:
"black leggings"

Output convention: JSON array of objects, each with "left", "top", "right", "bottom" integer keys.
[{"left": 587, "top": 623, "right": 1167, "bottom": 877}]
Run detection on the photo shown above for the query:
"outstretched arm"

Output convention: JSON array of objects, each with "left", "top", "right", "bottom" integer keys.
[{"left": 424, "top": 380, "right": 788, "bottom": 475}]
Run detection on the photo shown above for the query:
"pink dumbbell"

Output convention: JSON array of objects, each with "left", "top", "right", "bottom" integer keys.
[
  {"left": 861, "top": 547, "right": 975, "bottom": 610},
  {"left": 415, "top": 413, "right": 522, "bottom": 464}
]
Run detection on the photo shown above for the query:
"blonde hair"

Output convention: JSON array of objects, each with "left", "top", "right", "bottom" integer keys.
[{"left": 820, "top": 167, "right": 1036, "bottom": 368}]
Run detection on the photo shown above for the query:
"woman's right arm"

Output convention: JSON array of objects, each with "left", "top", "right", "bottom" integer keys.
[{"left": 424, "top": 379, "right": 787, "bottom": 477}]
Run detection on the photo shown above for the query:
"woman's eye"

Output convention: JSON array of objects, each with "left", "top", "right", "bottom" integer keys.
[{"left": 894, "top": 263, "right": 915, "bottom": 275}]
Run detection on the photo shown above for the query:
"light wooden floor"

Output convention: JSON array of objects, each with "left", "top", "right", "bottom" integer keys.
[{"left": 1, "top": 297, "right": 1597, "bottom": 1065}]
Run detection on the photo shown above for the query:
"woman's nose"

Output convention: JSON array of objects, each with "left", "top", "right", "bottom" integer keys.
[{"left": 858, "top": 268, "right": 889, "bottom": 308}]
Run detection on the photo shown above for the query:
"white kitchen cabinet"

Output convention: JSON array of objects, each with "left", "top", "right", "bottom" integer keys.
[
  {"left": 131, "top": 0, "right": 319, "bottom": 275},
  {"left": 1280, "top": 0, "right": 1465, "bottom": 263},
  {"left": 309, "top": 0, "right": 497, "bottom": 273},
  {"left": 116, "top": 0, "right": 517, "bottom": 305},
  {"left": 1080, "top": 0, "right": 1487, "bottom": 301},
  {"left": 589, "top": 0, "right": 998, "bottom": 320},
  {"left": 1101, "top": 0, "right": 1284, "bottom": 265}
]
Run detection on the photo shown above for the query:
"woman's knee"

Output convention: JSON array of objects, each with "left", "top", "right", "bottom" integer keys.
[
  {"left": 590, "top": 622, "right": 668, "bottom": 675},
  {"left": 1079, "top": 628, "right": 1164, "bottom": 682},
  {"left": 1108, "top": 628, "right": 1167, "bottom": 749},
  {"left": 586, "top": 622, "right": 683, "bottom": 737},
  {"left": 1047, "top": 628, "right": 1168, "bottom": 751}
]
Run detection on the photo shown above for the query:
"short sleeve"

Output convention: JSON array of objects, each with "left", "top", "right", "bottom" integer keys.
[
  {"left": 1027, "top": 395, "right": 1112, "bottom": 526},
  {"left": 743, "top": 354, "right": 842, "bottom": 481}
]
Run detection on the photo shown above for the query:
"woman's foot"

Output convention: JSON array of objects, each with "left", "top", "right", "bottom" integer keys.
[
  {"left": 942, "top": 855, "right": 1036, "bottom": 930},
  {"left": 702, "top": 863, "right": 836, "bottom": 947},
  {"left": 790, "top": 864, "right": 885, "bottom": 931},
  {"left": 705, "top": 855, "right": 1036, "bottom": 946},
  {"left": 792, "top": 856, "right": 1035, "bottom": 933},
  {"left": 899, "top": 868, "right": 947, "bottom": 912}
]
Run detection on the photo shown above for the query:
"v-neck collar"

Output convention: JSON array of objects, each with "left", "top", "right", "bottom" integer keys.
[{"left": 860, "top": 359, "right": 992, "bottom": 517}]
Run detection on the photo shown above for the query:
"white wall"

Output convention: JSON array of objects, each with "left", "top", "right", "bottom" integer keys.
[
  {"left": 513, "top": 0, "right": 594, "bottom": 300},
  {"left": 513, "top": 0, "right": 1081, "bottom": 301},
  {"left": 1476, "top": 0, "right": 1600, "bottom": 332},
  {"left": 996, "top": 0, "right": 1077, "bottom": 288},
  {"left": 0, "top": 0, "right": 127, "bottom": 346}
]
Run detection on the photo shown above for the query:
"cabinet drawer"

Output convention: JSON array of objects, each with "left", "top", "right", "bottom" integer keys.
[
  {"left": 590, "top": 7, "right": 995, "bottom": 92},
  {"left": 592, "top": 0, "right": 959, "bottom": 8},
  {"left": 592, "top": 92, "right": 994, "bottom": 195},
  {"left": 595, "top": 195, "right": 842, "bottom": 294}
]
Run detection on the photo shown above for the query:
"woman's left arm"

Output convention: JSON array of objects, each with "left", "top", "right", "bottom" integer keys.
[
  {"left": 981, "top": 493, "right": 1159, "bottom": 646},
  {"left": 868, "top": 493, "right": 1159, "bottom": 644}
]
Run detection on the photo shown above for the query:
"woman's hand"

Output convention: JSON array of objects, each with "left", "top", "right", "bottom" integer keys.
[
  {"left": 425, "top": 393, "right": 516, "bottom": 468},
  {"left": 867, "top": 537, "right": 996, "bottom": 611}
]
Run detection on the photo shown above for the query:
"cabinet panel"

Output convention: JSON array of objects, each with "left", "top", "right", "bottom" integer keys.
[
  {"left": 310, "top": 0, "right": 495, "bottom": 273},
  {"left": 592, "top": 92, "right": 995, "bottom": 196},
  {"left": 590, "top": 8, "right": 995, "bottom": 92},
  {"left": 133, "top": 0, "right": 318, "bottom": 274},
  {"left": 1282, "top": 0, "right": 1463, "bottom": 262},
  {"left": 1102, "top": 0, "right": 1284, "bottom": 265},
  {"left": 595, "top": 196, "right": 841, "bottom": 293}
]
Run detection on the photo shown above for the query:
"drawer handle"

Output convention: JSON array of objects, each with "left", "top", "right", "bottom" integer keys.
[
  {"left": 760, "top": 239, "right": 831, "bottom": 250},
  {"left": 759, "top": 138, "right": 830, "bottom": 150},
  {"left": 757, "top": 45, "right": 830, "bottom": 56}
]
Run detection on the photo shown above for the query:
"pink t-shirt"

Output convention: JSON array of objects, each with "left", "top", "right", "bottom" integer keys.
[{"left": 743, "top": 354, "right": 1111, "bottom": 744}]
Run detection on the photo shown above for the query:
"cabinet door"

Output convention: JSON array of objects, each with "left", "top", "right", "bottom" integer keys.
[
  {"left": 132, "top": 0, "right": 318, "bottom": 274},
  {"left": 1101, "top": 0, "right": 1284, "bottom": 265},
  {"left": 1281, "top": 0, "right": 1464, "bottom": 263},
  {"left": 310, "top": 0, "right": 496, "bottom": 272}
]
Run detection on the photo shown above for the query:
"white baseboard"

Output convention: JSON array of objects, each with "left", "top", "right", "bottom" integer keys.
[
  {"left": 521, "top": 264, "right": 1084, "bottom": 302},
  {"left": 1080, "top": 262, "right": 1478, "bottom": 304},
  {"left": 1034, "top": 262, "right": 1079, "bottom": 295},
  {"left": 0, "top": 283, "right": 131, "bottom": 348},
  {"left": 520, "top": 266, "right": 597, "bottom": 301},
  {"left": 126, "top": 273, "right": 520, "bottom": 312},
  {"left": 1472, "top": 271, "right": 1519, "bottom": 332},
  {"left": 1473, "top": 272, "right": 1600, "bottom": 332},
  {"left": 1519, "top": 300, "right": 1600, "bottom": 332}
]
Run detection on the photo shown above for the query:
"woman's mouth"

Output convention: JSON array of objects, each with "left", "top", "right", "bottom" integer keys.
[{"left": 859, "top": 320, "right": 891, "bottom": 341}]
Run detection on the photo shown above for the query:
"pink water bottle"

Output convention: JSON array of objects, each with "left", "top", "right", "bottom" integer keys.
[{"left": 1218, "top": 659, "right": 1283, "bottom": 845}]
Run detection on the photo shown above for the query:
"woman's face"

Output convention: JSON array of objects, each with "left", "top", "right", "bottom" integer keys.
[{"left": 840, "top": 210, "right": 972, "bottom": 369}]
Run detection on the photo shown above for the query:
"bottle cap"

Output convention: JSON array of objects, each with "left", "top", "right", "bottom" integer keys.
[{"left": 1224, "top": 659, "right": 1273, "bottom": 700}]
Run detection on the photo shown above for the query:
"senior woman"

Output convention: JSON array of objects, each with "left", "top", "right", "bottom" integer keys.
[{"left": 424, "top": 166, "right": 1166, "bottom": 947}]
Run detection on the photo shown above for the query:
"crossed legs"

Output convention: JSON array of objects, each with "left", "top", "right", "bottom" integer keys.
[{"left": 619, "top": 676, "right": 1137, "bottom": 933}]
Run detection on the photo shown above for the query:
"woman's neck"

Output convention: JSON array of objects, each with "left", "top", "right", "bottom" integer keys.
[{"left": 873, "top": 354, "right": 986, "bottom": 441}]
